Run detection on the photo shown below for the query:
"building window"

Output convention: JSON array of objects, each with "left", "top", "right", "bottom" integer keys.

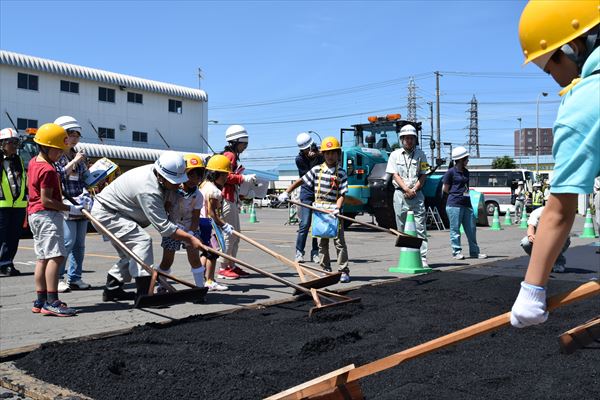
[
  {"left": 127, "top": 92, "right": 143, "bottom": 104},
  {"left": 98, "top": 127, "right": 115, "bottom": 139},
  {"left": 17, "top": 73, "right": 38, "bottom": 91},
  {"left": 132, "top": 131, "right": 148, "bottom": 142},
  {"left": 98, "top": 87, "right": 116, "bottom": 103},
  {"left": 17, "top": 118, "right": 38, "bottom": 130},
  {"left": 60, "top": 80, "right": 79, "bottom": 94},
  {"left": 168, "top": 99, "right": 182, "bottom": 114}
]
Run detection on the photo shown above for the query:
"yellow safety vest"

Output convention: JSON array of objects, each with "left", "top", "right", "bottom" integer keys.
[
  {"left": 532, "top": 190, "right": 543, "bottom": 207},
  {"left": 0, "top": 157, "right": 27, "bottom": 208}
]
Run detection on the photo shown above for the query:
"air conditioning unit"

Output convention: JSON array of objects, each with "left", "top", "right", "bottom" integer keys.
[{"left": 119, "top": 124, "right": 127, "bottom": 131}]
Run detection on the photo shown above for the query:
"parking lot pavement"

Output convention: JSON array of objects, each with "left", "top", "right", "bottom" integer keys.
[{"left": 1, "top": 208, "right": 597, "bottom": 353}]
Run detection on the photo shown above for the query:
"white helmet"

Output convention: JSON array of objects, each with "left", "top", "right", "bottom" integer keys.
[
  {"left": 296, "top": 132, "right": 313, "bottom": 150},
  {"left": 154, "top": 151, "right": 188, "bottom": 184},
  {"left": 451, "top": 146, "right": 469, "bottom": 161},
  {"left": 54, "top": 115, "right": 82, "bottom": 134},
  {"left": 0, "top": 127, "right": 19, "bottom": 140},
  {"left": 399, "top": 124, "right": 417, "bottom": 137},
  {"left": 225, "top": 124, "right": 249, "bottom": 143}
]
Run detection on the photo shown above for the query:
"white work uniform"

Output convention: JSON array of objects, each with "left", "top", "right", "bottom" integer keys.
[
  {"left": 386, "top": 146, "right": 429, "bottom": 259},
  {"left": 91, "top": 164, "right": 178, "bottom": 281}
]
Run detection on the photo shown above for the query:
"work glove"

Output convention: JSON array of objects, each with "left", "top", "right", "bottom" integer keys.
[
  {"left": 69, "top": 205, "right": 84, "bottom": 216},
  {"left": 221, "top": 223, "right": 234, "bottom": 235},
  {"left": 75, "top": 191, "right": 94, "bottom": 211},
  {"left": 278, "top": 192, "right": 290, "bottom": 203},
  {"left": 510, "top": 281, "right": 549, "bottom": 328},
  {"left": 331, "top": 208, "right": 340, "bottom": 217},
  {"left": 243, "top": 174, "right": 257, "bottom": 184}
]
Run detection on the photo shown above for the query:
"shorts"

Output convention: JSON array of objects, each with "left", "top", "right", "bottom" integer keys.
[
  {"left": 160, "top": 220, "right": 217, "bottom": 261},
  {"left": 28, "top": 210, "right": 66, "bottom": 259}
]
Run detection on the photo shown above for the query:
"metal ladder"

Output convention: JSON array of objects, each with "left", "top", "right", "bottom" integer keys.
[{"left": 427, "top": 206, "right": 446, "bottom": 230}]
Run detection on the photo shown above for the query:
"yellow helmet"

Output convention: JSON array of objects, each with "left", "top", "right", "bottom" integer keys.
[
  {"left": 320, "top": 136, "right": 341, "bottom": 152},
  {"left": 519, "top": 0, "right": 600, "bottom": 67},
  {"left": 206, "top": 154, "right": 232, "bottom": 173},
  {"left": 33, "top": 123, "right": 68, "bottom": 150},
  {"left": 183, "top": 153, "right": 205, "bottom": 171}
]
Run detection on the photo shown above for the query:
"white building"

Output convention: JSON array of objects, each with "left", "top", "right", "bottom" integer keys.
[{"left": 0, "top": 50, "right": 208, "bottom": 154}]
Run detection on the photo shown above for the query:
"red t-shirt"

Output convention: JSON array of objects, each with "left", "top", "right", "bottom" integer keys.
[{"left": 27, "top": 157, "right": 62, "bottom": 215}]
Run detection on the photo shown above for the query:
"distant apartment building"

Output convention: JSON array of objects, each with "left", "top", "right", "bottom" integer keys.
[
  {"left": 514, "top": 127, "right": 553, "bottom": 157},
  {"left": 0, "top": 50, "right": 208, "bottom": 154}
]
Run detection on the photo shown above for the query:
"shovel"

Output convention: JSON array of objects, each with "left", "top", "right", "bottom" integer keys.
[
  {"left": 266, "top": 280, "right": 600, "bottom": 399},
  {"left": 67, "top": 197, "right": 207, "bottom": 308},
  {"left": 231, "top": 230, "right": 342, "bottom": 294},
  {"left": 288, "top": 200, "right": 422, "bottom": 249}
]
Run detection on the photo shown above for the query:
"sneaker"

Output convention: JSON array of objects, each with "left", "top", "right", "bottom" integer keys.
[
  {"left": 552, "top": 264, "right": 566, "bottom": 273},
  {"left": 41, "top": 300, "right": 77, "bottom": 317},
  {"left": 156, "top": 285, "right": 168, "bottom": 295},
  {"left": 68, "top": 279, "right": 91, "bottom": 290},
  {"left": 453, "top": 253, "right": 465, "bottom": 260},
  {"left": 205, "top": 279, "right": 228, "bottom": 291},
  {"left": 231, "top": 266, "right": 250, "bottom": 277},
  {"left": 311, "top": 251, "right": 320, "bottom": 263},
  {"left": 32, "top": 300, "right": 44, "bottom": 313},
  {"left": 475, "top": 254, "right": 488, "bottom": 259},
  {"left": 294, "top": 251, "right": 305, "bottom": 263},
  {"left": 217, "top": 267, "right": 240, "bottom": 280},
  {"left": 322, "top": 266, "right": 332, "bottom": 273},
  {"left": 57, "top": 281, "right": 71, "bottom": 293},
  {"left": 0, "top": 263, "right": 21, "bottom": 276},
  {"left": 421, "top": 258, "right": 429, "bottom": 268},
  {"left": 339, "top": 272, "right": 350, "bottom": 283},
  {"left": 102, "top": 288, "right": 136, "bottom": 302}
]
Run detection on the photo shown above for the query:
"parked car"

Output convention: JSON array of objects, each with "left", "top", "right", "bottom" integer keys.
[{"left": 252, "top": 197, "right": 271, "bottom": 208}]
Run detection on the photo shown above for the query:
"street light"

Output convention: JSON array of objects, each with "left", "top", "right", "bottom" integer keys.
[
  {"left": 536, "top": 92, "right": 548, "bottom": 178},
  {"left": 517, "top": 117, "right": 522, "bottom": 169}
]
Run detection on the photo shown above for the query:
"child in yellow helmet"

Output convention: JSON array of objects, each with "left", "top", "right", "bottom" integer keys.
[{"left": 511, "top": 0, "right": 599, "bottom": 328}]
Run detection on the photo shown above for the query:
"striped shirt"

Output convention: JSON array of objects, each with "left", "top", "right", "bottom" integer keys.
[{"left": 302, "top": 162, "right": 348, "bottom": 204}]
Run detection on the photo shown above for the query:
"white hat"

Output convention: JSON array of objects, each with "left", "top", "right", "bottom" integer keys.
[
  {"left": 451, "top": 146, "right": 469, "bottom": 161},
  {"left": 225, "top": 124, "right": 249, "bottom": 143},
  {"left": 296, "top": 132, "right": 313, "bottom": 150},
  {"left": 0, "top": 127, "right": 18, "bottom": 140},
  {"left": 399, "top": 124, "right": 417, "bottom": 137},
  {"left": 54, "top": 115, "right": 82, "bottom": 135},
  {"left": 154, "top": 151, "right": 188, "bottom": 184}
]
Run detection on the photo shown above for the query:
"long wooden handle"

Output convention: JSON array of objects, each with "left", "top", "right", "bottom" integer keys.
[
  {"left": 347, "top": 280, "right": 600, "bottom": 382},
  {"left": 232, "top": 230, "right": 317, "bottom": 280}
]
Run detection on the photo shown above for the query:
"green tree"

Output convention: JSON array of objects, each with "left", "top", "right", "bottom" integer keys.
[{"left": 491, "top": 155, "right": 517, "bottom": 169}]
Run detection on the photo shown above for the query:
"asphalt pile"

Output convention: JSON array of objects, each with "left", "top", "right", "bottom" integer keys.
[{"left": 16, "top": 272, "right": 599, "bottom": 399}]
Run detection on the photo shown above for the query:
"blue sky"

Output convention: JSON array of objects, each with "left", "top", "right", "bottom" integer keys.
[{"left": 0, "top": 0, "right": 560, "bottom": 170}]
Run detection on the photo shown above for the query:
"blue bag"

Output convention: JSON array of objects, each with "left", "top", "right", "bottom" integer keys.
[{"left": 311, "top": 208, "right": 339, "bottom": 239}]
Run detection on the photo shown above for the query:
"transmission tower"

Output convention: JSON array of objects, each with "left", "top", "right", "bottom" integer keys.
[
  {"left": 407, "top": 77, "right": 417, "bottom": 122},
  {"left": 467, "top": 94, "right": 480, "bottom": 158}
]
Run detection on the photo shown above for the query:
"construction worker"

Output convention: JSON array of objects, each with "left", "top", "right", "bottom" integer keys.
[
  {"left": 385, "top": 124, "right": 429, "bottom": 266},
  {"left": 511, "top": 0, "right": 599, "bottom": 328},
  {"left": 531, "top": 182, "right": 543, "bottom": 210},
  {"left": 513, "top": 180, "right": 526, "bottom": 218},
  {"left": 279, "top": 136, "right": 350, "bottom": 283},
  {"left": 0, "top": 127, "right": 26, "bottom": 276},
  {"left": 53, "top": 116, "right": 92, "bottom": 292},
  {"left": 91, "top": 151, "right": 207, "bottom": 303},
  {"left": 294, "top": 132, "right": 323, "bottom": 263},
  {"left": 218, "top": 125, "right": 256, "bottom": 280}
]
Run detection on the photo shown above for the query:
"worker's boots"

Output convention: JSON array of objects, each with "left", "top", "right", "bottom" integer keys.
[
  {"left": 102, "top": 273, "right": 136, "bottom": 302},
  {"left": 133, "top": 275, "right": 153, "bottom": 308}
]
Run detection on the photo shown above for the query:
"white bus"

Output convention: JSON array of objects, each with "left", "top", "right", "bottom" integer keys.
[{"left": 434, "top": 169, "right": 536, "bottom": 216}]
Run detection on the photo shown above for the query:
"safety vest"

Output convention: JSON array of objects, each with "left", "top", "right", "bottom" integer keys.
[
  {"left": 532, "top": 190, "right": 543, "bottom": 207},
  {"left": 0, "top": 157, "right": 27, "bottom": 208}
]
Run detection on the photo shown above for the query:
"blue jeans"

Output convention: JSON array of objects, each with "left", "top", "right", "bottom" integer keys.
[
  {"left": 295, "top": 199, "right": 318, "bottom": 257},
  {"left": 59, "top": 218, "right": 88, "bottom": 281},
  {"left": 446, "top": 206, "right": 480, "bottom": 257}
]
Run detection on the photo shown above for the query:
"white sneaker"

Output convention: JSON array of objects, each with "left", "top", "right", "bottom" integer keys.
[
  {"left": 68, "top": 279, "right": 91, "bottom": 290},
  {"left": 552, "top": 264, "right": 566, "bottom": 273},
  {"left": 294, "top": 251, "right": 305, "bottom": 263},
  {"left": 311, "top": 252, "right": 320, "bottom": 263},
  {"left": 339, "top": 272, "right": 350, "bottom": 283},
  {"left": 476, "top": 254, "right": 488, "bottom": 259},
  {"left": 421, "top": 258, "right": 429, "bottom": 268},
  {"left": 205, "top": 280, "right": 228, "bottom": 291},
  {"left": 453, "top": 253, "right": 465, "bottom": 260},
  {"left": 57, "top": 280, "right": 71, "bottom": 293}
]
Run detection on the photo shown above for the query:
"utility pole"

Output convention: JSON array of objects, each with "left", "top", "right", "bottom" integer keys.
[
  {"left": 198, "top": 68, "right": 203, "bottom": 89},
  {"left": 467, "top": 95, "right": 480, "bottom": 158},
  {"left": 435, "top": 71, "right": 442, "bottom": 162},
  {"left": 428, "top": 101, "right": 434, "bottom": 165},
  {"left": 407, "top": 77, "right": 417, "bottom": 123},
  {"left": 517, "top": 117, "right": 522, "bottom": 169}
]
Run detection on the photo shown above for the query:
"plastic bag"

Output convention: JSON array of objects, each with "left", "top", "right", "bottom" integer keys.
[{"left": 311, "top": 203, "right": 339, "bottom": 238}]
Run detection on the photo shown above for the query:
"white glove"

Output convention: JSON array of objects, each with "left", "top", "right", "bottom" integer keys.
[
  {"left": 331, "top": 208, "right": 340, "bottom": 217},
  {"left": 69, "top": 205, "right": 84, "bottom": 216},
  {"left": 221, "top": 223, "right": 234, "bottom": 235},
  {"left": 510, "top": 281, "right": 549, "bottom": 328},
  {"left": 278, "top": 192, "right": 290, "bottom": 203},
  {"left": 76, "top": 193, "right": 94, "bottom": 211},
  {"left": 243, "top": 174, "right": 257, "bottom": 184}
]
